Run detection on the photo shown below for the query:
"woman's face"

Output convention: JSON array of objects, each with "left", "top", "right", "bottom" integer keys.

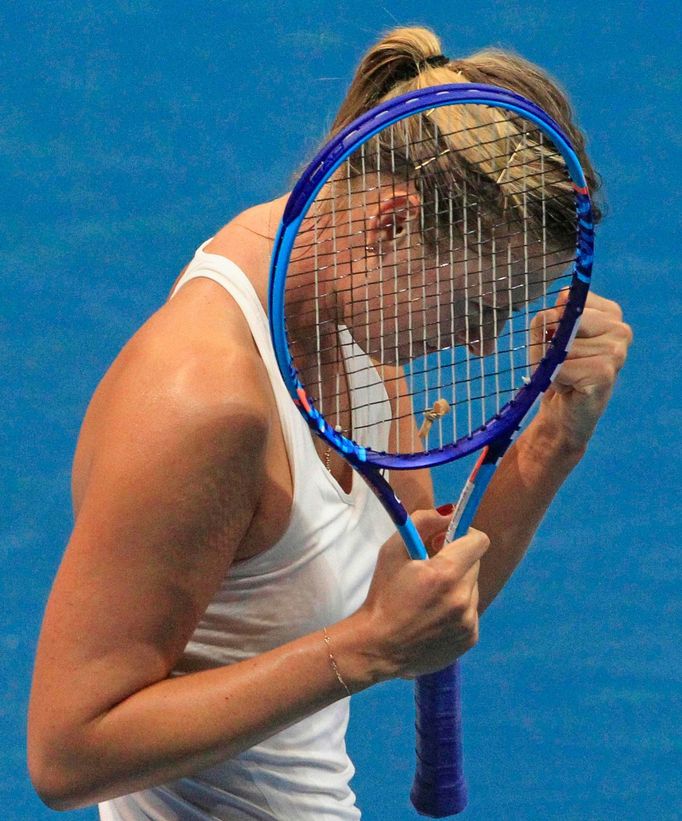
[
  {"left": 328, "top": 209, "right": 568, "bottom": 364},
  {"left": 288, "top": 187, "right": 570, "bottom": 366}
]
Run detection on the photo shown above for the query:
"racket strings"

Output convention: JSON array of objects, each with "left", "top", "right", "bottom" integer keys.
[
  {"left": 307, "top": 340, "right": 557, "bottom": 412},
  {"left": 287, "top": 231, "right": 575, "bottom": 285},
  {"left": 285, "top": 262, "right": 574, "bottom": 318},
  {"left": 284, "top": 104, "right": 577, "bottom": 455},
  {"left": 342, "top": 115, "right": 567, "bottom": 189},
  {"left": 306, "top": 364, "right": 542, "bottom": 445},
  {"left": 287, "top": 281, "right": 570, "bottom": 356},
  {"left": 343, "top": 116, "right": 574, "bottom": 240},
  {"left": 289, "top": 185, "right": 575, "bottom": 255}
]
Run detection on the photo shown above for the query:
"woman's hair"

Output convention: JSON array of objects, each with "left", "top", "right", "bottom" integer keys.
[{"left": 319, "top": 26, "right": 602, "bottom": 256}]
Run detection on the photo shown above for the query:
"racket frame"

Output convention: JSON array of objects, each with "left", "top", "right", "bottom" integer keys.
[{"left": 269, "top": 83, "right": 594, "bottom": 476}]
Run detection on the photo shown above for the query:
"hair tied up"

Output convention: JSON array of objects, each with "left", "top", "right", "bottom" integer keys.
[
  {"left": 423, "top": 54, "right": 450, "bottom": 69},
  {"left": 326, "top": 26, "right": 601, "bottom": 222},
  {"left": 394, "top": 54, "right": 450, "bottom": 86}
]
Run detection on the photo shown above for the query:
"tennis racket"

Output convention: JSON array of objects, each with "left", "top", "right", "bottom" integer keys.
[{"left": 268, "top": 83, "right": 594, "bottom": 817}]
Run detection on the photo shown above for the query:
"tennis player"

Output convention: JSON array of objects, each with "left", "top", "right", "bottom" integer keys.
[{"left": 28, "top": 27, "right": 631, "bottom": 819}]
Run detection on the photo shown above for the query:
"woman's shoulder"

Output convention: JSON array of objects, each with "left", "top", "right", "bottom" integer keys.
[{"left": 71, "top": 257, "right": 273, "bottom": 516}]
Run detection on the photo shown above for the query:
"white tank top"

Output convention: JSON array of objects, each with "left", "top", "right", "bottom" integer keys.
[{"left": 99, "top": 239, "right": 396, "bottom": 820}]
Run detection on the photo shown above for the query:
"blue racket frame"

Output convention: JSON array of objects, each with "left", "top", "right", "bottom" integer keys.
[
  {"left": 270, "top": 83, "right": 593, "bottom": 528},
  {"left": 268, "top": 83, "right": 594, "bottom": 817}
]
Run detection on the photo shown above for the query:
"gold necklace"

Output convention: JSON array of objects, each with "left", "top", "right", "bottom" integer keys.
[{"left": 324, "top": 424, "right": 347, "bottom": 473}]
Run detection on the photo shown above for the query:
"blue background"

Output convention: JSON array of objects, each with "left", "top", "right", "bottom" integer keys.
[{"left": 2, "top": 1, "right": 680, "bottom": 818}]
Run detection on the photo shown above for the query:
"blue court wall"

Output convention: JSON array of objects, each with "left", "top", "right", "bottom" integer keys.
[{"left": 2, "top": 2, "right": 680, "bottom": 818}]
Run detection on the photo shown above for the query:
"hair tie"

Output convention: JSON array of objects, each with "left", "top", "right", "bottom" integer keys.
[
  {"left": 380, "top": 54, "right": 453, "bottom": 97},
  {"left": 421, "top": 54, "right": 450, "bottom": 70}
]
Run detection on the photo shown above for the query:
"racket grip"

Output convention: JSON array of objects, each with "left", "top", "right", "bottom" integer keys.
[{"left": 410, "top": 660, "right": 466, "bottom": 817}]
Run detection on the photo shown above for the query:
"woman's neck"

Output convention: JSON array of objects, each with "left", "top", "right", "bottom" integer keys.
[{"left": 205, "top": 193, "right": 290, "bottom": 316}]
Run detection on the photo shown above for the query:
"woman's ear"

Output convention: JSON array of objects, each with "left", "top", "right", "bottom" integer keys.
[{"left": 366, "top": 193, "right": 421, "bottom": 254}]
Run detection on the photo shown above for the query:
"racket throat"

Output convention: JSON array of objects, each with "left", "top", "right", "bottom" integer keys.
[{"left": 445, "top": 437, "right": 513, "bottom": 544}]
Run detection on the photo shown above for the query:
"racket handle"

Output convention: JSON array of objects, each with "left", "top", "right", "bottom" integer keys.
[{"left": 411, "top": 661, "right": 466, "bottom": 817}]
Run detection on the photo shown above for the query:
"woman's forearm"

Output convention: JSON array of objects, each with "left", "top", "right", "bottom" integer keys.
[
  {"left": 472, "top": 409, "right": 585, "bottom": 613},
  {"left": 34, "top": 615, "right": 378, "bottom": 811},
  {"left": 31, "top": 507, "right": 490, "bottom": 814}
]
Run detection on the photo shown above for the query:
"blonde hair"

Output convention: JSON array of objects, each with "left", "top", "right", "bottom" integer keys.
[{"left": 322, "top": 26, "right": 601, "bottom": 252}]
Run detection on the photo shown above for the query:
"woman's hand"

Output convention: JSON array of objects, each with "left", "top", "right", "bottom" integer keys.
[
  {"left": 351, "top": 508, "right": 490, "bottom": 681},
  {"left": 532, "top": 289, "right": 633, "bottom": 452}
]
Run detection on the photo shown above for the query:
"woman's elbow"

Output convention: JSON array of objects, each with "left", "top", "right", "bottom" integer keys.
[
  {"left": 29, "top": 757, "right": 73, "bottom": 811},
  {"left": 28, "top": 733, "right": 97, "bottom": 812}
]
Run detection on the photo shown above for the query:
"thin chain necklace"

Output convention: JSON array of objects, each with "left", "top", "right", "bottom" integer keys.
[
  {"left": 324, "top": 424, "right": 348, "bottom": 472},
  {"left": 323, "top": 356, "right": 352, "bottom": 473}
]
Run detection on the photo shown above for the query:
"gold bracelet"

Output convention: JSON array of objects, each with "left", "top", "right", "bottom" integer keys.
[{"left": 323, "top": 626, "right": 351, "bottom": 698}]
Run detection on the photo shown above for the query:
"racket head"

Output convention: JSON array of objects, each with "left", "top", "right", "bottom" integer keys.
[{"left": 269, "top": 83, "right": 594, "bottom": 470}]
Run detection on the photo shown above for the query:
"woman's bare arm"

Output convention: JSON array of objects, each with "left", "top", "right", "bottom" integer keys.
[
  {"left": 471, "top": 291, "right": 632, "bottom": 611},
  {"left": 379, "top": 292, "right": 631, "bottom": 615},
  {"left": 472, "top": 416, "right": 583, "bottom": 613},
  {"left": 28, "top": 310, "right": 284, "bottom": 807},
  {"left": 28, "top": 296, "right": 487, "bottom": 811}
]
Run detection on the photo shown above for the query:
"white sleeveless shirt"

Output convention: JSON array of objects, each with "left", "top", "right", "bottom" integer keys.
[{"left": 99, "top": 239, "right": 396, "bottom": 820}]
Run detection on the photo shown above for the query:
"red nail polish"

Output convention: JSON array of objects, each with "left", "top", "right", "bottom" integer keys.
[
  {"left": 544, "top": 327, "right": 556, "bottom": 342},
  {"left": 436, "top": 503, "right": 455, "bottom": 516}
]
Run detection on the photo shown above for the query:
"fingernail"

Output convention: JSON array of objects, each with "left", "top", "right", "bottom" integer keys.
[
  {"left": 436, "top": 503, "right": 454, "bottom": 516},
  {"left": 544, "top": 327, "right": 556, "bottom": 342}
]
